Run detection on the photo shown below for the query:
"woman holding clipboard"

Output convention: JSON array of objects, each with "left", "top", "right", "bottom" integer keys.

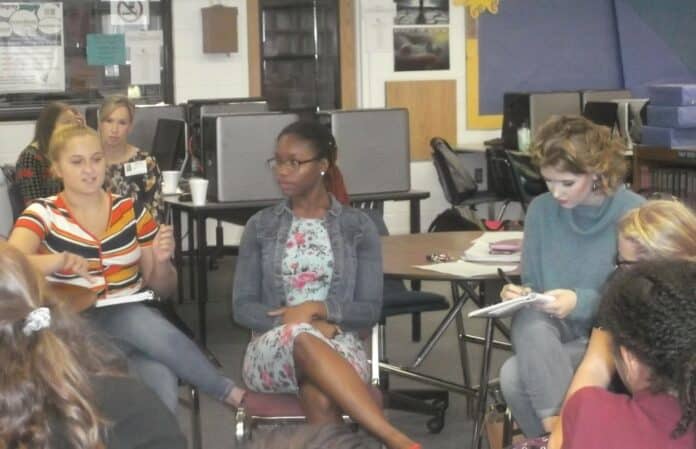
[{"left": 497, "top": 116, "right": 643, "bottom": 437}]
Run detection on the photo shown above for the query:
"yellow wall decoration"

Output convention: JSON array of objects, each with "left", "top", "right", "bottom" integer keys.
[{"left": 454, "top": 0, "right": 500, "bottom": 18}]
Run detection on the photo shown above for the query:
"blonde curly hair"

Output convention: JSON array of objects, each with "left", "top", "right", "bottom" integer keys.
[{"left": 529, "top": 115, "right": 628, "bottom": 193}]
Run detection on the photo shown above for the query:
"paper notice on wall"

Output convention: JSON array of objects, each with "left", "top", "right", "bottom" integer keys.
[
  {"left": 129, "top": 44, "right": 160, "bottom": 84},
  {"left": 0, "top": 2, "right": 65, "bottom": 93},
  {"left": 361, "top": 1, "right": 395, "bottom": 53},
  {"left": 126, "top": 30, "right": 161, "bottom": 85}
]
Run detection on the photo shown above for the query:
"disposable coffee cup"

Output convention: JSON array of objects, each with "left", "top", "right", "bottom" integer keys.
[
  {"left": 189, "top": 178, "right": 209, "bottom": 206},
  {"left": 162, "top": 170, "right": 180, "bottom": 195}
]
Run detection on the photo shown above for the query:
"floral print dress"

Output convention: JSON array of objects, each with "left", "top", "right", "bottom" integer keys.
[
  {"left": 242, "top": 217, "right": 370, "bottom": 393},
  {"left": 104, "top": 148, "right": 163, "bottom": 221}
]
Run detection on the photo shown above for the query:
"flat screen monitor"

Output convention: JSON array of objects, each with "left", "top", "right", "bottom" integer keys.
[
  {"left": 583, "top": 101, "right": 619, "bottom": 130},
  {"left": 151, "top": 118, "right": 187, "bottom": 173}
]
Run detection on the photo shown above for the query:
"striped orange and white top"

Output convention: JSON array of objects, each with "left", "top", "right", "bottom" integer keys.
[{"left": 15, "top": 194, "right": 158, "bottom": 298}]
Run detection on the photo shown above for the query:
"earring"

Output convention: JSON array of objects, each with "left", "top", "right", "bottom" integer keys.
[
  {"left": 320, "top": 171, "right": 325, "bottom": 177},
  {"left": 592, "top": 178, "right": 600, "bottom": 192}
]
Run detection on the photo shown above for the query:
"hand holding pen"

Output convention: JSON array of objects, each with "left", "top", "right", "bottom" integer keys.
[{"left": 498, "top": 268, "right": 531, "bottom": 301}]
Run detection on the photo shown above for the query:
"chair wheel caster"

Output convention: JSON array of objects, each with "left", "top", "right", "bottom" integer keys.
[
  {"left": 426, "top": 415, "right": 445, "bottom": 433},
  {"left": 426, "top": 399, "right": 447, "bottom": 433}
]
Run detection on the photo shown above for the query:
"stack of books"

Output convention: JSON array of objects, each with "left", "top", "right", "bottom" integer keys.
[{"left": 643, "top": 84, "right": 696, "bottom": 149}]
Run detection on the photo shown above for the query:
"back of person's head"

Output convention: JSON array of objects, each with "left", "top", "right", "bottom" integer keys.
[
  {"left": 599, "top": 260, "right": 696, "bottom": 439},
  {"left": 0, "top": 242, "right": 121, "bottom": 449},
  {"left": 33, "top": 102, "right": 81, "bottom": 154},
  {"left": 529, "top": 115, "right": 627, "bottom": 194},
  {"left": 47, "top": 125, "right": 100, "bottom": 165},
  {"left": 618, "top": 200, "right": 696, "bottom": 262},
  {"left": 99, "top": 95, "right": 135, "bottom": 124},
  {"left": 277, "top": 120, "right": 350, "bottom": 204}
]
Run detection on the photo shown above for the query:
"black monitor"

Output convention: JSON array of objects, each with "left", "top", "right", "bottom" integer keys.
[
  {"left": 582, "top": 101, "right": 619, "bottom": 130},
  {"left": 151, "top": 118, "right": 187, "bottom": 173}
]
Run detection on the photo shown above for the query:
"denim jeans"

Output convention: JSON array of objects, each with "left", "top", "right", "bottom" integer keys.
[
  {"left": 86, "top": 302, "right": 234, "bottom": 409},
  {"left": 500, "top": 307, "right": 588, "bottom": 437}
]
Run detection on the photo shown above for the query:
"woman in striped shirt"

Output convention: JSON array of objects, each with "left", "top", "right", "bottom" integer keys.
[{"left": 9, "top": 124, "right": 246, "bottom": 412}]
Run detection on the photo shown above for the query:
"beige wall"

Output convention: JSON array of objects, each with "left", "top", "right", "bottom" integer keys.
[{"left": 0, "top": 0, "right": 508, "bottom": 237}]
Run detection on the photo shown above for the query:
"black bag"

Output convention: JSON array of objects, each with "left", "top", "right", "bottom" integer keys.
[{"left": 428, "top": 207, "right": 484, "bottom": 232}]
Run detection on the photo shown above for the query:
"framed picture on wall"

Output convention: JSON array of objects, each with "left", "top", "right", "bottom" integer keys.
[
  {"left": 394, "top": 26, "right": 449, "bottom": 71},
  {"left": 394, "top": 0, "right": 449, "bottom": 25}
]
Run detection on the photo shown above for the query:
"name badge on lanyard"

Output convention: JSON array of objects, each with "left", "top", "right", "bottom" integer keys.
[{"left": 123, "top": 160, "right": 147, "bottom": 177}]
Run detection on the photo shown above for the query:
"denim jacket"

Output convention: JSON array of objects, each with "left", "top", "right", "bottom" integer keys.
[{"left": 232, "top": 195, "right": 383, "bottom": 333}]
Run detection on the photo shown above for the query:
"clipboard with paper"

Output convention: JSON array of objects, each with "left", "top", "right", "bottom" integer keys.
[{"left": 468, "top": 292, "right": 555, "bottom": 318}]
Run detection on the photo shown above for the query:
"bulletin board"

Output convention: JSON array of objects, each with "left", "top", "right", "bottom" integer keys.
[
  {"left": 0, "top": 0, "right": 173, "bottom": 120},
  {"left": 385, "top": 79, "right": 457, "bottom": 161}
]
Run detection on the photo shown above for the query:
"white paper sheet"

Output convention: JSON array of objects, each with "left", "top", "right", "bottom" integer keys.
[
  {"left": 129, "top": 44, "right": 160, "bottom": 85},
  {"left": 414, "top": 261, "right": 517, "bottom": 278},
  {"left": 464, "top": 231, "right": 524, "bottom": 263}
]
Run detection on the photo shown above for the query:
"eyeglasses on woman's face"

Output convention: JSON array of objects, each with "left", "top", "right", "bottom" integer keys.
[{"left": 266, "top": 156, "right": 321, "bottom": 171}]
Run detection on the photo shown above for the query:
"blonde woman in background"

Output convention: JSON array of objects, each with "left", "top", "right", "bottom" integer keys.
[
  {"left": 547, "top": 199, "right": 696, "bottom": 449},
  {"left": 98, "top": 95, "right": 163, "bottom": 220}
]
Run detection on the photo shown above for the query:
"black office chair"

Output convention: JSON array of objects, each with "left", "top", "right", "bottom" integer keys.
[
  {"left": 486, "top": 148, "right": 547, "bottom": 214},
  {"left": 1, "top": 165, "right": 26, "bottom": 221},
  {"left": 360, "top": 207, "right": 452, "bottom": 433},
  {"left": 147, "top": 299, "right": 210, "bottom": 449},
  {"left": 430, "top": 137, "right": 505, "bottom": 224}
]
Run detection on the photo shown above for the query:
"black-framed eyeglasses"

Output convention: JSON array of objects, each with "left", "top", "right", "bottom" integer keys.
[
  {"left": 266, "top": 156, "right": 321, "bottom": 171},
  {"left": 614, "top": 254, "right": 638, "bottom": 269}
]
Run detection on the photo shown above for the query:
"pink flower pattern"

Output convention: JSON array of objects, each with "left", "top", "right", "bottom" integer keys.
[
  {"left": 242, "top": 323, "right": 369, "bottom": 393},
  {"left": 241, "top": 218, "right": 367, "bottom": 394}
]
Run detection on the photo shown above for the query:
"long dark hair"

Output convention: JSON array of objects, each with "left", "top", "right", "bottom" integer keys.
[
  {"left": 599, "top": 260, "right": 696, "bottom": 440},
  {"left": 277, "top": 120, "right": 350, "bottom": 204},
  {"left": 0, "top": 242, "right": 124, "bottom": 449},
  {"left": 33, "top": 102, "right": 78, "bottom": 154}
]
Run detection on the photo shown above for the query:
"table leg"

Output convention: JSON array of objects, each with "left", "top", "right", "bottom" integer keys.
[
  {"left": 188, "top": 213, "right": 195, "bottom": 306},
  {"left": 173, "top": 208, "right": 183, "bottom": 304},
  {"left": 409, "top": 198, "right": 421, "bottom": 233},
  {"left": 471, "top": 316, "right": 495, "bottom": 449},
  {"left": 195, "top": 215, "right": 209, "bottom": 346}
]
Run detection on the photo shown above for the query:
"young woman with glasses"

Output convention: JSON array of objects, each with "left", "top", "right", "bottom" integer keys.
[
  {"left": 498, "top": 115, "right": 644, "bottom": 437},
  {"left": 233, "top": 120, "right": 419, "bottom": 449},
  {"left": 545, "top": 199, "right": 696, "bottom": 449}
]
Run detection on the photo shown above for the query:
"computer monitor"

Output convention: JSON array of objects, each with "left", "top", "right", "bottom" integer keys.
[
  {"left": 582, "top": 101, "right": 619, "bottom": 130},
  {"left": 151, "top": 118, "right": 188, "bottom": 173}
]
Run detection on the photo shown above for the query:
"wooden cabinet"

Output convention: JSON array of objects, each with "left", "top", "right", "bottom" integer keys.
[
  {"left": 247, "top": 0, "right": 356, "bottom": 111},
  {"left": 632, "top": 146, "right": 696, "bottom": 206}
]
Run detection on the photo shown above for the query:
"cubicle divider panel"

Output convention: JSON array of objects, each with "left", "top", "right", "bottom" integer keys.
[
  {"left": 320, "top": 108, "right": 411, "bottom": 195},
  {"left": 201, "top": 112, "right": 299, "bottom": 202}
]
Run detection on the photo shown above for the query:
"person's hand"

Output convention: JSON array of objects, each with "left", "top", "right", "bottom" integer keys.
[
  {"left": 312, "top": 319, "right": 339, "bottom": 339},
  {"left": 152, "top": 224, "right": 175, "bottom": 262},
  {"left": 61, "top": 251, "right": 93, "bottom": 282},
  {"left": 538, "top": 289, "right": 577, "bottom": 319},
  {"left": 268, "top": 301, "right": 325, "bottom": 325},
  {"left": 546, "top": 419, "right": 563, "bottom": 449},
  {"left": 500, "top": 283, "right": 532, "bottom": 301}
]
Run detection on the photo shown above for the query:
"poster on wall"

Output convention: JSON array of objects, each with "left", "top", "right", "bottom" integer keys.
[
  {"left": 394, "top": 26, "right": 449, "bottom": 71},
  {"left": 394, "top": 0, "right": 449, "bottom": 25},
  {"left": 0, "top": 2, "right": 65, "bottom": 93}
]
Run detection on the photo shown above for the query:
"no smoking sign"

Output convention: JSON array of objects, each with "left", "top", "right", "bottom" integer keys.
[{"left": 111, "top": 1, "right": 149, "bottom": 26}]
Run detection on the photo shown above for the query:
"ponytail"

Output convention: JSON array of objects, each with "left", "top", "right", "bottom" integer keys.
[{"left": 324, "top": 165, "right": 350, "bottom": 205}]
